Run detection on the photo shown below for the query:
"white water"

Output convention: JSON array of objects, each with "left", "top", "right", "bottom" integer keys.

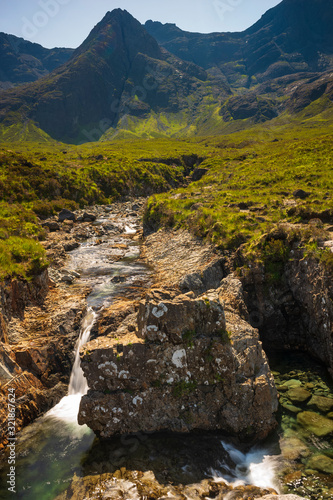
[
  {"left": 211, "top": 440, "right": 281, "bottom": 492},
  {"left": 46, "top": 307, "right": 97, "bottom": 422}
]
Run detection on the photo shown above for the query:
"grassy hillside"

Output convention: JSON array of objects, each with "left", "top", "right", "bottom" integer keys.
[
  {"left": 1, "top": 122, "right": 333, "bottom": 280},
  {"left": 143, "top": 124, "right": 333, "bottom": 272},
  {"left": 0, "top": 138, "right": 206, "bottom": 279}
]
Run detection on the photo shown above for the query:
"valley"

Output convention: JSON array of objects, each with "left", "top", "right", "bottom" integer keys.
[{"left": 0, "top": 0, "right": 332, "bottom": 498}]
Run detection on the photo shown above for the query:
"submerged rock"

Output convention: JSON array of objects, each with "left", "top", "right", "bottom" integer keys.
[
  {"left": 78, "top": 276, "right": 278, "bottom": 441},
  {"left": 307, "top": 394, "right": 333, "bottom": 413},
  {"left": 297, "top": 411, "right": 333, "bottom": 437},
  {"left": 286, "top": 387, "right": 311, "bottom": 403},
  {"left": 307, "top": 454, "right": 333, "bottom": 474}
]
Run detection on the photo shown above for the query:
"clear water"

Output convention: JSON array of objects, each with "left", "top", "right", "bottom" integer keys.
[{"left": 2, "top": 213, "right": 331, "bottom": 499}]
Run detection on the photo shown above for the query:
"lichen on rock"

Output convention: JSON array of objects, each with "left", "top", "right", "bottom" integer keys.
[{"left": 78, "top": 276, "right": 278, "bottom": 441}]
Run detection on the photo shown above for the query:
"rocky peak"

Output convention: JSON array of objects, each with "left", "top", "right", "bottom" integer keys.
[{"left": 73, "top": 8, "right": 162, "bottom": 63}]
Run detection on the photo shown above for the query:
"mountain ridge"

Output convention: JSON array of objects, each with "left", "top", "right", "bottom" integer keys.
[
  {"left": 0, "top": 1, "right": 332, "bottom": 143},
  {"left": 0, "top": 32, "right": 73, "bottom": 89}
]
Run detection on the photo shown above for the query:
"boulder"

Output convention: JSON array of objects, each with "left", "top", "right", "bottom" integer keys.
[
  {"left": 78, "top": 277, "right": 278, "bottom": 441},
  {"left": 307, "top": 394, "right": 333, "bottom": 413},
  {"left": 42, "top": 220, "right": 60, "bottom": 232},
  {"left": 82, "top": 212, "right": 97, "bottom": 222},
  {"left": 297, "top": 411, "right": 333, "bottom": 436},
  {"left": 286, "top": 387, "right": 311, "bottom": 403},
  {"left": 58, "top": 208, "right": 76, "bottom": 222},
  {"left": 293, "top": 189, "right": 310, "bottom": 199},
  {"left": 63, "top": 240, "right": 80, "bottom": 252},
  {"left": 307, "top": 454, "right": 333, "bottom": 474}
]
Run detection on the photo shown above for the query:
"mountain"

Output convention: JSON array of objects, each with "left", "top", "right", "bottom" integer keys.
[
  {"left": 0, "top": 33, "right": 73, "bottom": 88},
  {"left": 0, "top": 9, "right": 223, "bottom": 143},
  {"left": 145, "top": 0, "right": 333, "bottom": 87},
  {"left": 0, "top": 1, "right": 332, "bottom": 144}
]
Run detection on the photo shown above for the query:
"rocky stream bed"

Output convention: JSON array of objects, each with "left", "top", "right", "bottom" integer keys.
[{"left": 0, "top": 199, "right": 332, "bottom": 499}]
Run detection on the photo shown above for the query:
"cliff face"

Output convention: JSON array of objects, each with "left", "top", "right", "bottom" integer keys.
[
  {"left": 0, "top": 263, "right": 87, "bottom": 451},
  {"left": 78, "top": 276, "right": 278, "bottom": 441},
  {"left": 241, "top": 253, "right": 333, "bottom": 376}
]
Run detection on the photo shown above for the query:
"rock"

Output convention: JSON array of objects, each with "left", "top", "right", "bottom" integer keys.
[
  {"left": 307, "top": 394, "right": 333, "bottom": 412},
  {"left": 297, "top": 411, "right": 333, "bottom": 436},
  {"left": 280, "top": 436, "right": 310, "bottom": 460},
  {"left": 63, "top": 240, "right": 80, "bottom": 252},
  {"left": 307, "top": 454, "right": 333, "bottom": 474},
  {"left": 0, "top": 274, "right": 87, "bottom": 449},
  {"left": 309, "top": 218, "right": 323, "bottom": 227},
  {"left": 60, "top": 274, "right": 75, "bottom": 284},
  {"left": 54, "top": 471, "right": 278, "bottom": 500},
  {"left": 62, "top": 219, "right": 74, "bottom": 227},
  {"left": 287, "top": 387, "right": 311, "bottom": 403},
  {"left": 58, "top": 208, "right": 76, "bottom": 222},
  {"left": 281, "top": 379, "right": 302, "bottom": 388},
  {"left": 110, "top": 275, "right": 127, "bottom": 283},
  {"left": 137, "top": 288, "right": 226, "bottom": 344},
  {"left": 78, "top": 278, "right": 278, "bottom": 441},
  {"left": 293, "top": 189, "right": 310, "bottom": 199},
  {"left": 82, "top": 212, "right": 97, "bottom": 222},
  {"left": 42, "top": 221, "right": 60, "bottom": 232},
  {"left": 178, "top": 257, "right": 225, "bottom": 295},
  {"left": 280, "top": 402, "right": 302, "bottom": 413}
]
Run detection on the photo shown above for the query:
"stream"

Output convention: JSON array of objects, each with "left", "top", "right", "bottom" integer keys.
[{"left": 0, "top": 207, "right": 332, "bottom": 499}]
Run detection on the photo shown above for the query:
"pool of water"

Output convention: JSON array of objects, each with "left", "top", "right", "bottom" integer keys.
[
  {"left": 270, "top": 352, "right": 333, "bottom": 499},
  {"left": 1, "top": 209, "right": 332, "bottom": 499}
]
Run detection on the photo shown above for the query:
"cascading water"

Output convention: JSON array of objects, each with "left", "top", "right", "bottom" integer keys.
[
  {"left": 69, "top": 307, "right": 96, "bottom": 396},
  {"left": 46, "top": 307, "right": 97, "bottom": 422},
  {"left": 0, "top": 206, "right": 298, "bottom": 499},
  {"left": 210, "top": 440, "right": 281, "bottom": 492}
]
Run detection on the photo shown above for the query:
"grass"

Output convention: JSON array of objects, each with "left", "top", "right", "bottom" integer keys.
[
  {"left": 0, "top": 138, "right": 207, "bottom": 279},
  {"left": 143, "top": 124, "right": 333, "bottom": 265},
  {"left": 0, "top": 120, "right": 333, "bottom": 280}
]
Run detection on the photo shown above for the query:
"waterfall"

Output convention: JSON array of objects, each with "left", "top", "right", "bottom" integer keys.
[
  {"left": 46, "top": 307, "right": 97, "bottom": 422},
  {"left": 210, "top": 440, "right": 281, "bottom": 492},
  {"left": 68, "top": 307, "right": 96, "bottom": 395}
]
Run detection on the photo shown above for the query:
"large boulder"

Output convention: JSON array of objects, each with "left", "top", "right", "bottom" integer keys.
[
  {"left": 78, "top": 276, "right": 278, "bottom": 440},
  {"left": 58, "top": 209, "right": 76, "bottom": 222}
]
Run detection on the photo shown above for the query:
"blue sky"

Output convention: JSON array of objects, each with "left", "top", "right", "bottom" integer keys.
[{"left": 0, "top": 0, "right": 282, "bottom": 48}]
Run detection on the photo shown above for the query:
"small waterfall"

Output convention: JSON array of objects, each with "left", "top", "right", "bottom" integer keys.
[
  {"left": 46, "top": 307, "right": 97, "bottom": 422},
  {"left": 210, "top": 440, "right": 281, "bottom": 492},
  {"left": 68, "top": 307, "right": 96, "bottom": 395}
]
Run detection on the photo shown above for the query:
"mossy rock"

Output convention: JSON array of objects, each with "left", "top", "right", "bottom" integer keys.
[
  {"left": 287, "top": 387, "right": 312, "bottom": 403},
  {"left": 281, "top": 379, "right": 303, "bottom": 389},
  {"left": 281, "top": 401, "right": 302, "bottom": 414},
  {"left": 297, "top": 411, "right": 333, "bottom": 437},
  {"left": 280, "top": 436, "right": 310, "bottom": 461},
  {"left": 307, "top": 395, "right": 333, "bottom": 413},
  {"left": 307, "top": 454, "right": 333, "bottom": 474}
]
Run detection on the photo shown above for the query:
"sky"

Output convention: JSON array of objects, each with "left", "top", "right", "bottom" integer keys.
[{"left": 0, "top": 0, "right": 282, "bottom": 49}]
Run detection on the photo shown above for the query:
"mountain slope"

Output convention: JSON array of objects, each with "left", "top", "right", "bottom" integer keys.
[
  {"left": 0, "top": 33, "right": 73, "bottom": 88},
  {"left": 0, "top": 9, "right": 224, "bottom": 143},
  {"left": 145, "top": 0, "right": 333, "bottom": 87},
  {"left": 0, "top": 1, "right": 333, "bottom": 144}
]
